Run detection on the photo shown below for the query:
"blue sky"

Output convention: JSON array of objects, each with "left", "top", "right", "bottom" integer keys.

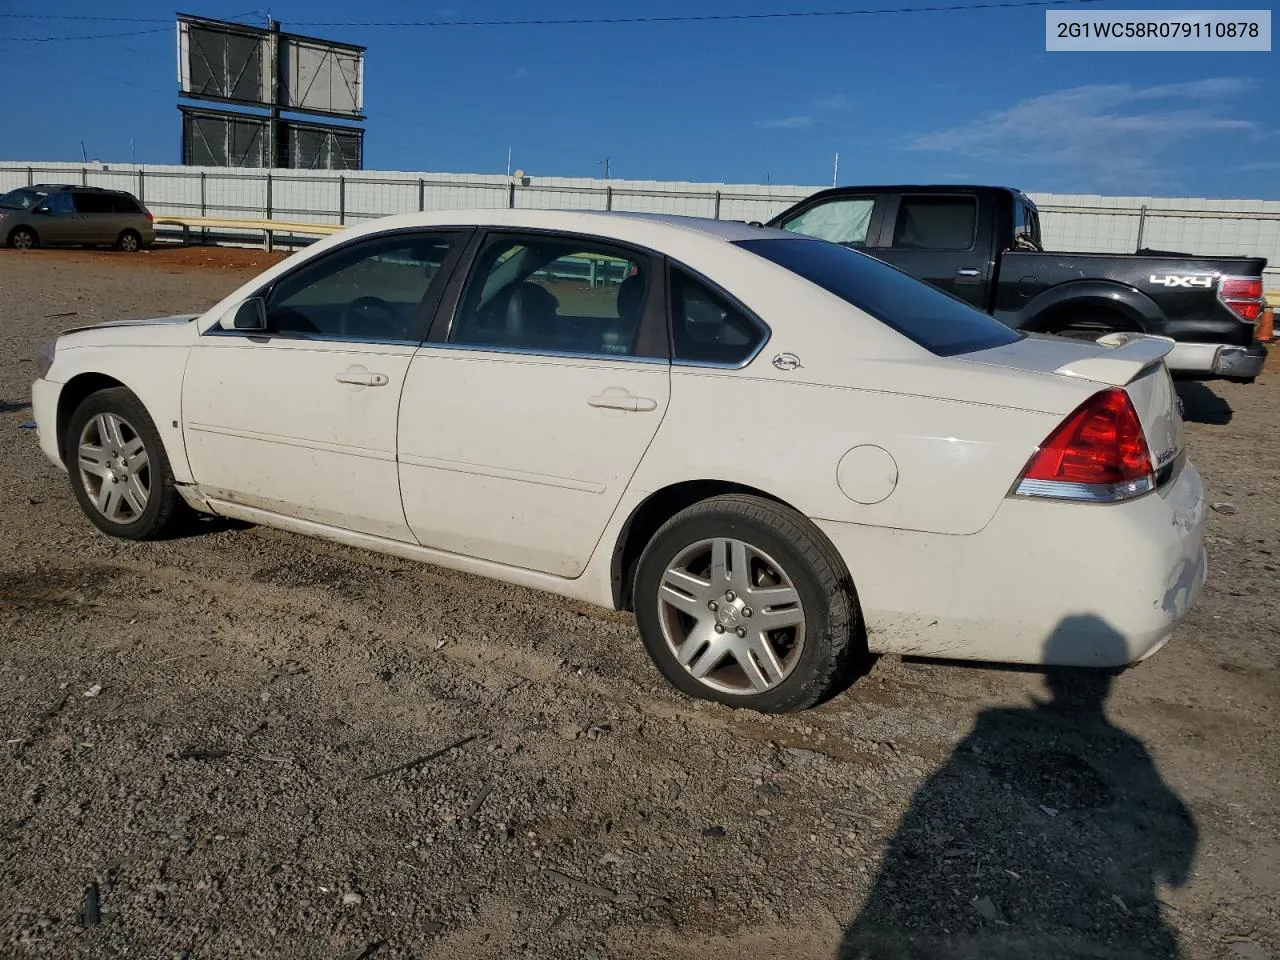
[{"left": 1, "top": 0, "right": 1276, "bottom": 197}]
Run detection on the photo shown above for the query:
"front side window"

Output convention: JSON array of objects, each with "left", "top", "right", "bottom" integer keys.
[
  {"left": 43, "top": 192, "right": 74, "bottom": 215},
  {"left": 451, "top": 235, "right": 649, "bottom": 357},
  {"left": 265, "top": 232, "right": 456, "bottom": 341},
  {"left": 779, "top": 197, "right": 876, "bottom": 247},
  {"left": 892, "top": 195, "right": 977, "bottom": 251},
  {"left": 669, "top": 268, "right": 767, "bottom": 366}
]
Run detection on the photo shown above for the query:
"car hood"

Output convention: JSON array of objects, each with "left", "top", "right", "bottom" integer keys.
[
  {"left": 56, "top": 313, "right": 202, "bottom": 350},
  {"left": 62, "top": 313, "right": 200, "bottom": 335}
]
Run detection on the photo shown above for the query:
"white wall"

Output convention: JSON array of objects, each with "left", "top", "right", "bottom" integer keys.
[{"left": 3, "top": 161, "right": 1276, "bottom": 285}]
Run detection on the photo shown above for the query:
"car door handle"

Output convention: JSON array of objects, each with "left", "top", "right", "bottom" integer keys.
[
  {"left": 956, "top": 267, "right": 981, "bottom": 278},
  {"left": 335, "top": 369, "right": 389, "bottom": 387},
  {"left": 588, "top": 393, "right": 657, "bottom": 412}
]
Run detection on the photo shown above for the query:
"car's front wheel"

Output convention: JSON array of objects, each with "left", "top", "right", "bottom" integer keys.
[
  {"left": 65, "top": 387, "right": 188, "bottom": 540},
  {"left": 633, "top": 494, "right": 861, "bottom": 712},
  {"left": 9, "top": 226, "right": 37, "bottom": 250}
]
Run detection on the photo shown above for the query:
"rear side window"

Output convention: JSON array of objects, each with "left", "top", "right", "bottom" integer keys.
[
  {"left": 669, "top": 268, "right": 767, "bottom": 366},
  {"left": 111, "top": 194, "right": 141, "bottom": 213},
  {"left": 892, "top": 195, "right": 976, "bottom": 251},
  {"left": 734, "top": 237, "right": 1020, "bottom": 357},
  {"left": 72, "top": 192, "right": 115, "bottom": 214}
]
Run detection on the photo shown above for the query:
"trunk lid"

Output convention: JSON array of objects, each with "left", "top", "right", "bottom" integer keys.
[{"left": 966, "top": 331, "right": 1185, "bottom": 476}]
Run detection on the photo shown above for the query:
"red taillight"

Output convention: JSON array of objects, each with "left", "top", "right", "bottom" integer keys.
[
  {"left": 1221, "top": 277, "right": 1262, "bottom": 300},
  {"left": 1226, "top": 300, "right": 1262, "bottom": 321},
  {"left": 1219, "top": 275, "right": 1263, "bottom": 322},
  {"left": 145, "top": 211, "right": 154, "bottom": 222},
  {"left": 1016, "top": 388, "right": 1153, "bottom": 501}
]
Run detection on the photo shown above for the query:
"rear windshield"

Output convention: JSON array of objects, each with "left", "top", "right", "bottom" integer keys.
[{"left": 734, "top": 237, "right": 1021, "bottom": 357}]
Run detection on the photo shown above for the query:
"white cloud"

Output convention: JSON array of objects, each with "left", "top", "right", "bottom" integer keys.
[
  {"left": 755, "top": 115, "right": 813, "bottom": 130},
  {"left": 1233, "top": 160, "right": 1280, "bottom": 172},
  {"left": 905, "top": 78, "right": 1258, "bottom": 191},
  {"left": 815, "top": 94, "right": 848, "bottom": 109}
]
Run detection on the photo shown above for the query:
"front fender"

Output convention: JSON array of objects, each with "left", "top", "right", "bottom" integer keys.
[{"left": 1017, "top": 279, "right": 1164, "bottom": 333}]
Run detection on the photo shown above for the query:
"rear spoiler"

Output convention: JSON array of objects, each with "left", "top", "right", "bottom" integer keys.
[{"left": 1053, "top": 332, "right": 1176, "bottom": 386}]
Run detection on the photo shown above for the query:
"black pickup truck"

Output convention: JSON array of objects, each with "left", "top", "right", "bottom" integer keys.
[{"left": 767, "top": 184, "right": 1268, "bottom": 381}]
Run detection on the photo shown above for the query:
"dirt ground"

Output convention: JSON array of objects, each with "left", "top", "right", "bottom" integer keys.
[{"left": 1, "top": 246, "right": 1277, "bottom": 960}]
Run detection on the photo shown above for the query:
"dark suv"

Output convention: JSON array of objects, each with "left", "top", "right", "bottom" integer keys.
[{"left": 0, "top": 184, "right": 156, "bottom": 252}]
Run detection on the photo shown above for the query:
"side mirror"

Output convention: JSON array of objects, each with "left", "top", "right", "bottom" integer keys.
[{"left": 221, "top": 297, "right": 267, "bottom": 331}]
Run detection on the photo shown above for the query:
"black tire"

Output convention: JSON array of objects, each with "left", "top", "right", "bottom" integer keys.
[
  {"left": 8, "top": 226, "right": 37, "bottom": 250},
  {"left": 65, "top": 387, "right": 189, "bottom": 540},
  {"left": 115, "top": 229, "right": 142, "bottom": 253},
  {"left": 633, "top": 494, "right": 861, "bottom": 713}
]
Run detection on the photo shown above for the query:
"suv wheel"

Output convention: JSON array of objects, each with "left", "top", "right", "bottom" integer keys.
[
  {"left": 9, "top": 226, "right": 37, "bottom": 250},
  {"left": 633, "top": 494, "right": 861, "bottom": 713},
  {"left": 116, "top": 229, "right": 142, "bottom": 253}
]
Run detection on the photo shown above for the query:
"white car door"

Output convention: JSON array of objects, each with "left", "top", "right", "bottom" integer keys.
[
  {"left": 398, "top": 231, "right": 672, "bottom": 578},
  {"left": 182, "top": 229, "right": 467, "bottom": 540}
]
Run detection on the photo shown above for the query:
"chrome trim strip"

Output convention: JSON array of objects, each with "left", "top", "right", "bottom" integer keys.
[
  {"left": 419, "top": 341, "right": 669, "bottom": 366},
  {"left": 1013, "top": 475, "right": 1154, "bottom": 503},
  {"left": 201, "top": 329, "right": 422, "bottom": 347},
  {"left": 186, "top": 421, "right": 397, "bottom": 461},
  {"left": 398, "top": 452, "right": 606, "bottom": 494}
]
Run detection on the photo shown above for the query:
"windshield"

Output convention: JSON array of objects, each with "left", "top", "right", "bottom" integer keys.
[
  {"left": 0, "top": 188, "right": 49, "bottom": 210},
  {"left": 734, "top": 237, "right": 1021, "bottom": 357}
]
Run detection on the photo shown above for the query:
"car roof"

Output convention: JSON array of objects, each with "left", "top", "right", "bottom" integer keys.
[{"left": 341, "top": 207, "right": 801, "bottom": 248}]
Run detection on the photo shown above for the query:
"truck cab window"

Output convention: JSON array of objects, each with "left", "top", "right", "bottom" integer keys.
[
  {"left": 892, "top": 196, "right": 976, "bottom": 251},
  {"left": 779, "top": 197, "right": 875, "bottom": 247}
]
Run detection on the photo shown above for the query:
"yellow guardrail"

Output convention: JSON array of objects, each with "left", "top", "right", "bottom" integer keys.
[{"left": 152, "top": 215, "right": 345, "bottom": 250}]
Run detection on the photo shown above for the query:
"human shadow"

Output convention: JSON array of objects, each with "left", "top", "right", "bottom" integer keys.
[{"left": 838, "top": 616, "right": 1198, "bottom": 960}]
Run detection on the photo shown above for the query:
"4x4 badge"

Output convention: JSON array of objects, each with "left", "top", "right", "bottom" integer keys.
[{"left": 772, "top": 352, "right": 802, "bottom": 371}]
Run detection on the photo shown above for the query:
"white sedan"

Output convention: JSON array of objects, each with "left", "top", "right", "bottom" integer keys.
[{"left": 30, "top": 210, "right": 1207, "bottom": 712}]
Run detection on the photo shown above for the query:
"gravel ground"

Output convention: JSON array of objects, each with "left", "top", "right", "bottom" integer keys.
[{"left": 1, "top": 246, "right": 1278, "bottom": 960}]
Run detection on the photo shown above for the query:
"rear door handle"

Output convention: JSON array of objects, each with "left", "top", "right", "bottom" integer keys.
[
  {"left": 955, "top": 267, "right": 981, "bottom": 280},
  {"left": 588, "top": 393, "right": 657, "bottom": 412},
  {"left": 335, "top": 367, "right": 389, "bottom": 387}
]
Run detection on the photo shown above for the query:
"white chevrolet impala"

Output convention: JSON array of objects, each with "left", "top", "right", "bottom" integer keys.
[{"left": 30, "top": 210, "right": 1207, "bottom": 712}]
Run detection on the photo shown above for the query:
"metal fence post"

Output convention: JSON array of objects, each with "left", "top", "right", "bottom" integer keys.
[
  {"left": 265, "top": 171, "right": 273, "bottom": 251},
  {"left": 606, "top": 186, "right": 613, "bottom": 211},
  {"left": 1136, "top": 204, "right": 1148, "bottom": 252},
  {"left": 714, "top": 191, "right": 722, "bottom": 220},
  {"left": 81, "top": 167, "right": 88, "bottom": 186},
  {"left": 26, "top": 166, "right": 33, "bottom": 186},
  {"left": 137, "top": 169, "right": 145, "bottom": 205},
  {"left": 508, "top": 182, "right": 516, "bottom": 208},
  {"left": 418, "top": 178, "right": 425, "bottom": 212},
  {"left": 339, "top": 175, "right": 346, "bottom": 225},
  {"left": 199, "top": 171, "right": 207, "bottom": 246}
]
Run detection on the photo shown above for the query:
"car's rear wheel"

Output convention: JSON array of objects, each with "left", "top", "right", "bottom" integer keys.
[
  {"left": 65, "top": 387, "right": 188, "bottom": 540},
  {"left": 633, "top": 494, "right": 860, "bottom": 712},
  {"left": 9, "top": 226, "right": 37, "bottom": 250},
  {"left": 115, "top": 229, "right": 141, "bottom": 253}
]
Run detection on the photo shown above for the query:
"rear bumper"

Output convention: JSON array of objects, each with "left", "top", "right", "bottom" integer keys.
[
  {"left": 817, "top": 459, "right": 1208, "bottom": 668},
  {"left": 1165, "top": 340, "right": 1266, "bottom": 380}
]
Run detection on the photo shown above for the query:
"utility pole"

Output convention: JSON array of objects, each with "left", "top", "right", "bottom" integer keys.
[
  {"left": 267, "top": 17, "right": 282, "bottom": 168},
  {"left": 507, "top": 146, "right": 512, "bottom": 178},
  {"left": 602, "top": 155, "right": 610, "bottom": 180},
  {"left": 832, "top": 152, "right": 839, "bottom": 187}
]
